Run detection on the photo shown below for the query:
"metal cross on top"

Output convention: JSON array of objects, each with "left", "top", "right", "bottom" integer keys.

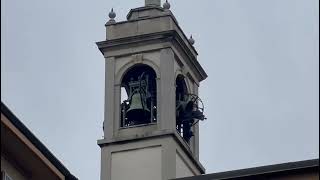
[{"left": 145, "top": 0, "right": 161, "bottom": 7}]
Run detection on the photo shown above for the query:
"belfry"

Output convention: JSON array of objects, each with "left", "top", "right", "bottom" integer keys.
[{"left": 96, "top": 0, "right": 208, "bottom": 179}]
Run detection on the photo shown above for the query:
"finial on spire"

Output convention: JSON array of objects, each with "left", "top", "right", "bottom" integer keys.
[
  {"left": 163, "top": 0, "right": 171, "bottom": 10},
  {"left": 107, "top": 8, "right": 116, "bottom": 25},
  {"left": 188, "top": 35, "right": 195, "bottom": 45},
  {"left": 145, "top": 0, "right": 161, "bottom": 7}
]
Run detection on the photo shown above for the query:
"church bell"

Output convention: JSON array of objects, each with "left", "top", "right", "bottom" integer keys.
[
  {"left": 126, "top": 90, "right": 151, "bottom": 124},
  {"left": 176, "top": 94, "right": 206, "bottom": 143}
]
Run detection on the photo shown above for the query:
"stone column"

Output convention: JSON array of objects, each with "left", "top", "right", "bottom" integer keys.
[
  {"left": 104, "top": 56, "right": 115, "bottom": 141},
  {"left": 160, "top": 48, "right": 175, "bottom": 130}
]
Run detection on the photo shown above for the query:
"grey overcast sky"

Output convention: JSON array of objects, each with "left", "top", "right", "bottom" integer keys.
[{"left": 1, "top": 0, "right": 319, "bottom": 179}]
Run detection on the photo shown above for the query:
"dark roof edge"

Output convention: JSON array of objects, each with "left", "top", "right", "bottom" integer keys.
[
  {"left": 173, "top": 159, "right": 319, "bottom": 180},
  {"left": 1, "top": 102, "right": 78, "bottom": 180}
]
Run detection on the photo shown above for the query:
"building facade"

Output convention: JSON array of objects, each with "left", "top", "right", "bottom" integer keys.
[
  {"left": 96, "top": 0, "right": 208, "bottom": 180},
  {"left": 1, "top": 102, "right": 78, "bottom": 180}
]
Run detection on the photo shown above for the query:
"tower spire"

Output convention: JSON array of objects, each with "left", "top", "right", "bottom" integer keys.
[{"left": 145, "top": 0, "right": 161, "bottom": 7}]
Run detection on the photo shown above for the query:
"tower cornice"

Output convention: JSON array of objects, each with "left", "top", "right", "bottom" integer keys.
[
  {"left": 97, "top": 31, "right": 207, "bottom": 82},
  {"left": 97, "top": 129, "right": 206, "bottom": 174}
]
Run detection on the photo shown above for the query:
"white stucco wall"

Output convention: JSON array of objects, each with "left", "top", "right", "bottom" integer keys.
[
  {"left": 176, "top": 152, "right": 194, "bottom": 178},
  {"left": 111, "top": 146, "right": 162, "bottom": 180}
]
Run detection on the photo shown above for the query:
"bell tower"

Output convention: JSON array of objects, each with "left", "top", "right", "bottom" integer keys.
[{"left": 97, "top": 1, "right": 207, "bottom": 180}]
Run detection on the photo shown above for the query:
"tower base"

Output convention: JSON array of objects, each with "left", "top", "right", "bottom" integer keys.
[{"left": 98, "top": 130, "right": 205, "bottom": 180}]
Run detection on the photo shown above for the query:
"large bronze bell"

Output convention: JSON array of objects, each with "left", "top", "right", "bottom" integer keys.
[{"left": 126, "top": 91, "right": 151, "bottom": 125}]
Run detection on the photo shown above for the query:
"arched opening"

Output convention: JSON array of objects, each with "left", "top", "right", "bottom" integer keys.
[
  {"left": 120, "top": 64, "right": 157, "bottom": 127},
  {"left": 176, "top": 75, "right": 206, "bottom": 143},
  {"left": 175, "top": 75, "right": 189, "bottom": 139},
  {"left": 176, "top": 75, "right": 188, "bottom": 102}
]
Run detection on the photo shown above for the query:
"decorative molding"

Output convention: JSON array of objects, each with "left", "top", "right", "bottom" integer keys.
[
  {"left": 132, "top": 53, "right": 144, "bottom": 63},
  {"left": 97, "top": 130, "right": 206, "bottom": 174},
  {"left": 115, "top": 56, "right": 160, "bottom": 85},
  {"left": 97, "top": 30, "right": 207, "bottom": 82}
]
